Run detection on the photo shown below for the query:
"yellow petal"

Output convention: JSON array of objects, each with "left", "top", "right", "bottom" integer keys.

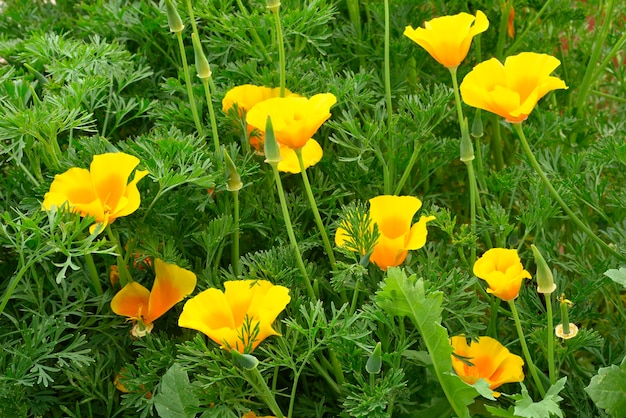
[
  {"left": 111, "top": 282, "right": 151, "bottom": 320},
  {"left": 222, "top": 84, "right": 296, "bottom": 113},
  {"left": 178, "top": 288, "right": 237, "bottom": 333},
  {"left": 42, "top": 167, "right": 96, "bottom": 209},
  {"left": 370, "top": 234, "right": 408, "bottom": 270},
  {"left": 277, "top": 139, "right": 323, "bottom": 173},
  {"left": 112, "top": 169, "right": 149, "bottom": 219},
  {"left": 369, "top": 195, "right": 422, "bottom": 239},
  {"left": 405, "top": 215, "right": 436, "bottom": 250},
  {"left": 474, "top": 248, "right": 531, "bottom": 301},
  {"left": 223, "top": 280, "right": 257, "bottom": 327},
  {"left": 145, "top": 259, "right": 197, "bottom": 324},
  {"left": 89, "top": 153, "right": 140, "bottom": 213}
]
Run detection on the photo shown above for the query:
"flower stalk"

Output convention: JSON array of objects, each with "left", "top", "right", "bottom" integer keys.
[
  {"left": 83, "top": 252, "right": 103, "bottom": 295},
  {"left": 106, "top": 225, "right": 133, "bottom": 287},
  {"left": 508, "top": 300, "right": 546, "bottom": 397},
  {"left": 268, "top": 0, "right": 286, "bottom": 97},
  {"left": 383, "top": 0, "right": 393, "bottom": 195}
]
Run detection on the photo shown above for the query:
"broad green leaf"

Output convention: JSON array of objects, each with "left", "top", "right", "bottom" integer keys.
[
  {"left": 154, "top": 364, "right": 199, "bottom": 418},
  {"left": 585, "top": 358, "right": 626, "bottom": 418},
  {"left": 375, "top": 267, "right": 477, "bottom": 418},
  {"left": 604, "top": 268, "right": 626, "bottom": 288},
  {"left": 513, "top": 378, "right": 566, "bottom": 418}
]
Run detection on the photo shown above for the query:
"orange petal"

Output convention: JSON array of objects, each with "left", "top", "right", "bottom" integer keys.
[
  {"left": 89, "top": 153, "right": 140, "bottom": 214},
  {"left": 145, "top": 259, "right": 197, "bottom": 324},
  {"left": 111, "top": 282, "right": 151, "bottom": 320}
]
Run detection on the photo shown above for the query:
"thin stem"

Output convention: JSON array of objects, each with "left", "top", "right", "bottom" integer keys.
[
  {"left": 201, "top": 78, "right": 222, "bottom": 158},
  {"left": 175, "top": 31, "right": 204, "bottom": 135},
  {"left": 270, "top": 165, "right": 317, "bottom": 299},
  {"left": 393, "top": 140, "right": 419, "bottom": 195},
  {"left": 232, "top": 190, "right": 241, "bottom": 277},
  {"left": 513, "top": 123, "right": 625, "bottom": 261},
  {"left": 309, "top": 358, "right": 341, "bottom": 395},
  {"left": 545, "top": 293, "right": 556, "bottom": 385},
  {"left": 349, "top": 277, "right": 360, "bottom": 315},
  {"left": 272, "top": 8, "right": 286, "bottom": 97},
  {"left": 449, "top": 67, "right": 479, "bottom": 264},
  {"left": 105, "top": 225, "right": 133, "bottom": 287},
  {"left": 491, "top": 118, "right": 505, "bottom": 171},
  {"left": 508, "top": 300, "right": 547, "bottom": 397},
  {"left": 84, "top": 253, "right": 103, "bottom": 295},
  {"left": 383, "top": 0, "right": 393, "bottom": 195},
  {"left": 506, "top": 0, "right": 554, "bottom": 55},
  {"left": 294, "top": 149, "right": 337, "bottom": 272},
  {"left": 246, "top": 367, "right": 285, "bottom": 418}
]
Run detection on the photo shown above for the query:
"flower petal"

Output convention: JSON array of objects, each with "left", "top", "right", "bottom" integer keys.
[
  {"left": 111, "top": 282, "right": 151, "bottom": 320},
  {"left": 405, "top": 215, "right": 436, "bottom": 250},
  {"left": 145, "top": 259, "right": 197, "bottom": 324},
  {"left": 277, "top": 139, "right": 323, "bottom": 173},
  {"left": 369, "top": 195, "right": 422, "bottom": 239},
  {"left": 178, "top": 288, "right": 237, "bottom": 339},
  {"left": 89, "top": 153, "right": 140, "bottom": 213},
  {"left": 112, "top": 169, "right": 149, "bottom": 219}
]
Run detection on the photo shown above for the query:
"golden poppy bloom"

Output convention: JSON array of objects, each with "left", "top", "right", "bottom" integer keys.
[
  {"left": 336, "top": 195, "right": 435, "bottom": 270},
  {"left": 473, "top": 248, "right": 531, "bottom": 301},
  {"left": 178, "top": 280, "right": 291, "bottom": 353},
  {"left": 242, "top": 413, "right": 276, "bottom": 418},
  {"left": 110, "top": 259, "right": 197, "bottom": 337},
  {"left": 450, "top": 336, "right": 524, "bottom": 394},
  {"left": 42, "top": 152, "right": 148, "bottom": 234},
  {"left": 245, "top": 93, "right": 337, "bottom": 150},
  {"left": 460, "top": 52, "right": 568, "bottom": 123},
  {"left": 404, "top": 10, "right": 489, "bottom": 68}
]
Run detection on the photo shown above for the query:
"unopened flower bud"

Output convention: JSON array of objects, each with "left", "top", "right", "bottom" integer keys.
[
  {"left": 231, "top": 350, "right": 259, "bottom": 370},
  {"left": 191, "top": 33, "right": 212, "bottom": 80},
  {"left": 264, "top": 116, "right": 281, "bottom": 165},
  {"left": 366, "top": 342, "right": 383, "bottom": 374},
  {"left": 531, "top": 244, "right": 556, "bottom": 294},
  {"left": 224, "top": 150, "right": 243, "bottom": 192},
  {"left": 164, "top": 0, "right": 184, "bottom": 34},
  {"left": 471, "top": 109, "right": 483, "bottom": 138},
  {"left": 459, "top": 118, "right": 475, "bottom": 162}
]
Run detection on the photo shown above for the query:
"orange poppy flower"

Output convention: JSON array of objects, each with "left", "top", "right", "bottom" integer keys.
[{"left": 473, "top": 248, "right": 531, "bottom": 301}]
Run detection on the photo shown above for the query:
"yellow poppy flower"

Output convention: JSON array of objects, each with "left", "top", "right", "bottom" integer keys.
[
  {"left": 450, "top": 336, "right": 524, "bottom": 394},
  {"left": 473, "top": 248, "right": 531, "bottom": 301},
  {"left": 460, "top": 52, "right": 568, "bottom": 123},
  {"left": 42, "top": 152, "right": 149, "bottom": 234},
  {"left": 245, "top": 93, "right": 337, "bottom": 149},
  {"left": 178, "top": 280, "right": 291, "bottom": 354},
  {"left": 404, "top": 10, "right": 489, "bottom": 69},
  {"left": 336, "top": 195, "right": 435, "bottom": 270},
  {"left": 242, "top": 413, "right": 276, "bottom": 418},
  {"left": 110, "top": 259, "right": 197, "bottom": 336}
]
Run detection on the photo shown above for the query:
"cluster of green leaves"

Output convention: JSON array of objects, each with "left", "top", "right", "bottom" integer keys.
[{"left": 1, "top": 0, "right": 625, "bottom": 417}]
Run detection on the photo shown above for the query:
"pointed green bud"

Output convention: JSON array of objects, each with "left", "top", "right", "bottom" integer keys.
[
  {"left": 191, "top": 32, "right": 212, "bottom": 80},
  {"left": 471, "top": 109, "right": 483, "bottom": 138},
  {"left": 224, "top": 150, "right": 243, "bottom": 192},
  {"left": 531, "top": 244, "right": 556, "bottom": 294},
  {"left": 366, "top": 342, "right": 383, "bottom": 374},
  {"left": 459, "top": 118, "right": 475, "bottom": 162},
  {"left": 164, "top": 0, "right": 184, "bottom": 34},
  {"left": 231, "top": 350, "right": 259, "bottom": 370},
  {"left": 264, "top": 116, "right": 281, "bottom": 165},
  {"left": 266, "top": 0, "right": 281, "bottom": 12}
]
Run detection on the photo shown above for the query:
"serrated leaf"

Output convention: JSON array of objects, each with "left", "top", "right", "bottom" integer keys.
[
  {"left": 375, "top": 267, "right": 477, "bottom": 418},
  {"left": 604, "top": 268, "right": 626, "bottom": 288},
  {"left": 471, "top": 378, "right": 497, "bottom": 401},
  {"left": 585, "top": 359, "right": 626, "bottom": 418},
  {"left": 514, "top": 378, "right": 566, "bottom": 418},
  {"left": 154, "top": 364, "right": 199, "bottom": 418}
]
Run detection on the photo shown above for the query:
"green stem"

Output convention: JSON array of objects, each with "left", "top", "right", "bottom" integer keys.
[
  {"left": 349, "top": 277, "right": 360, "bottom": 315},
  {"left": 495, "top": 0, "right": 510, "bottom": 60},
  {"left": 294, "top": 149, "right": 337, "bottom": 272},
  {"left": 310, "top": 358, "right": 341, "bottom": 395},
  {"left": 545, "top": 293, "right": 556, "bottom": 385},
  {"left": 246, "top": 367, "right": 285, "bottom": 418},
  {"left": 84, "top": 253, "right": 103, "bottom": 295},
  {"left": 513, "top": 123, "right": 625, "bottom": 261},
  {"left": 175, "top": 31, "right": 204, "bottom": 135},
  {"left": 383, "top": 0, "right": 393, "bottom": 195},
  {"left": 201, "top": 78, "right": 222, "bottom": 158},
  {"left": 105, "top": 225, "right": 133, "bottom": 287},
  {"left": 449, "top": 67, "right": 479, "bottom": 264},
  {"left": 508, "top": 300, "right": 546, "bottom": 397},
  {"left": 234, "top": 0, "right": 268, "bottom": 56},
  {"left": 232, "top": 190, "right": 241, "bottom": 277},
  {"left": 270, "top": 165, "right": 317, "bottom": 299},
  {"left": 272, "top": 7, "right": 286, "bottom": 97},
  {"left": 393, "top": 139, "right": 419, "bottom": 195},
  {"left": 491, "top": 118, "right": 505, "bottom": 171}
]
